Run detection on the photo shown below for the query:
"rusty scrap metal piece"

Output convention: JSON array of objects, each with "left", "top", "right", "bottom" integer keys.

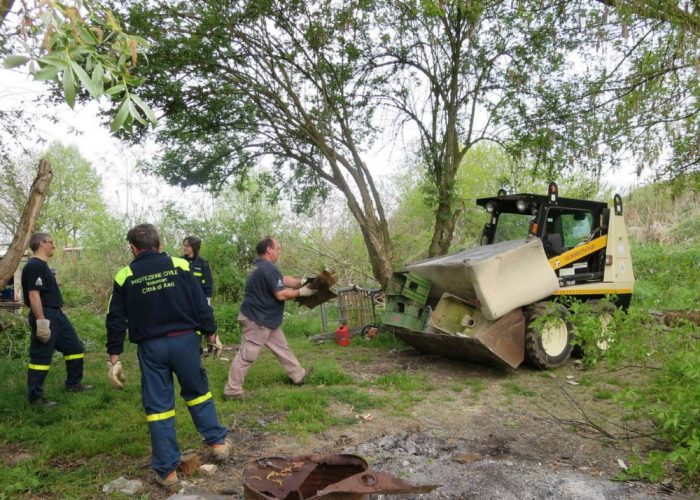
[
  {"left": 243, "top": 454, "right": 440, "bottom": 499},
  {"left": 297, "top": 270, "right": 339, "bottom": 309},
  {"left": 316, "top": 470, "right": 440, "bottom": 497}
]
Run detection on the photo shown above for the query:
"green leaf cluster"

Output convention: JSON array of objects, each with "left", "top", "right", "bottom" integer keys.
[{"left": 1, "top": 0, "right": 156, "bottom": 131}]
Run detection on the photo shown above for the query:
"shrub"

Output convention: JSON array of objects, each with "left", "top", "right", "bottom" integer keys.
[{"left": 0, "top": 310, "right": 30, "bottom": 359}]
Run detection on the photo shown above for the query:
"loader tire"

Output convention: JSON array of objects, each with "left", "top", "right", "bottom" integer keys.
[{"left": 525, "top": 302, "right": 573, "bottom": 369}]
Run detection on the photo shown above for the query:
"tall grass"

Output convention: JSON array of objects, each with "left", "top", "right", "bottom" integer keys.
[
  {"left": 624, "top": 173, "right": 700, "bottom": 247},
  {"left": 568, "top": 236, "right": 700, "bottom": 485}
]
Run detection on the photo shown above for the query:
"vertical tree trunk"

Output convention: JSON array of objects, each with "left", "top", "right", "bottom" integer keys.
[
  {"left": 356, "top": 217, "right": 393, "bottom": 289},
  {"left": 0, "top": 159, "right": 53, "bottom": 289},
  {"left": 341, "top": 188, "right": 394, "bottom": 289},
  {"left": 427, "top": 150, "right": 463, "bottom": 257},
  {"left": 428, "top": 197, "right": 458, "bottom": 257}
]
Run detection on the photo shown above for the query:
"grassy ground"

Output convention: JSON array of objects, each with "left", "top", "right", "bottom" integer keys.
[
  {"left": 0, "top": 312, "right": 410, "bottom": 498},
  {"left": 0, "top": 229, "right": 697, "bottom": 497}
]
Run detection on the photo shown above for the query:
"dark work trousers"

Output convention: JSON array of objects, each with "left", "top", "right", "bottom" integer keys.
[
  {"left": 27, "top": 308, "right": 85, "bottom": 402},
  {"left": 137, "top": 331, "right": 228, "bottom": 478}
]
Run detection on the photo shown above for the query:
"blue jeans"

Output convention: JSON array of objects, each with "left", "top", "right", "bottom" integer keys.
[{"left": 137, "top": 332, "right": 227, "bottom": 478}]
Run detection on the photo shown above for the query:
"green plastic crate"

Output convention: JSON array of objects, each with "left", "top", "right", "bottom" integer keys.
[
  {"left": 386, "top": 272, "right": 432, "bottom": 305},
  {"left": 383, "top": 296, "right": 428, "bottom": 331},
  {"left": 383, "top": 310, "right": 428, "bottom": 331},
  {"left": 386, "top": 272, "right": 407, "bottom": 295}
]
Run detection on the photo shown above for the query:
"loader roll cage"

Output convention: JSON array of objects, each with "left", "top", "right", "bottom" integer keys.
[{"left": 477, "top": 185, "right": 608, "bottom": 264}]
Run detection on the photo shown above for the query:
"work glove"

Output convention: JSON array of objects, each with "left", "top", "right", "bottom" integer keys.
[
  {"left": 35, "top": 319, "right": 51, "bottom": 343},
  {"left": 207, "top": 334, "right": 223, "bottom": 358},
  {"left": 107, "top": 360, "right": 126, "bottom": 390},
  {"left": 298, "top": 284, "right": 318, "bottom": 297}
]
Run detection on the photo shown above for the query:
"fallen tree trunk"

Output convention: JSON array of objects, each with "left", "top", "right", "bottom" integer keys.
[
  {"left": 0, "top": 159, "right": 53, "bottom": 289},
  {"left": 650, "top": 309, "right": 700, "bottom": 326}
]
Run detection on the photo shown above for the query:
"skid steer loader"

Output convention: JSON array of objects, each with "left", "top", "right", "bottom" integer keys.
[{"left": 386, "top": 183, "right": 634, "bottom": 369}]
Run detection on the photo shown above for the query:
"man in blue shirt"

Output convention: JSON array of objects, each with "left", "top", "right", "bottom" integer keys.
[
  {"left": 223, "top": 236, "right": 317, "bottom": 400},
  {"left": 106, "top": 224, "right": 230, "bottom": 490},
  {"left": 21, "top": 232, "right": 91, "bottom": 406}
]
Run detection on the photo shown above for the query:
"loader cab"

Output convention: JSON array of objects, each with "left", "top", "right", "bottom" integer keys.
[
  {"left": 477, "top": 184, "right": 634, "bottom": 311},
  {"left": 477, "top": 184, "right": 608, "bottom": 266}
]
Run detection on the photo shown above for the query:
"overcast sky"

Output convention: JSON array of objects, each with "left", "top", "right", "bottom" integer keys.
[
  {"left": 1, "top": 64, "right": 648, "bottom": 223},
  {"left": 0, "top": 67, "right": 219, "bottom": 219}
]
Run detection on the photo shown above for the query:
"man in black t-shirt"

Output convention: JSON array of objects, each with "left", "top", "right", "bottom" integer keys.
[
  {"left": 223, "top": 236, "right": 317, "bottom": 399},
  {"left": 21, "top": 233, "right": 91, "bottom": 406}
]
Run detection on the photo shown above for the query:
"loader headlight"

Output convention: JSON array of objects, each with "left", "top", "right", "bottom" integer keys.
[
  {"left": 485, "top": 201, "right": 496, "bottom": 213},
  {"left": 516, "top": 199, "right": 528, "bottom": 212}
]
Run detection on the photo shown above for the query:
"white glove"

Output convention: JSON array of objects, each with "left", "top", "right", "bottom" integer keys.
[
  {"left": 298, "top": 284, "right": 318, "bottom": 297},
  {"left": 36, "top": 319, "right": 51, "bottom": 343},
  {"left": 107, "top": 360, "right": 126, "bottom": 389},
  {"left": 207, "top": 334, "right": 223, "bottom": 358}
]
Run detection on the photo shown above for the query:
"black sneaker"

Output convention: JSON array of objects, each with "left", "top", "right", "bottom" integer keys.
[
  {"left": 66, "top": 384, "right": 94, "bottom": 393},
  {"left": 30, "top": 397, "right": 58, "bottom": 407}
]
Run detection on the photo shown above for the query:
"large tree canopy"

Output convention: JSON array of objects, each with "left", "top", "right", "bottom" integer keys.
[
  {"left": 507, "top": 0, "right": 700, "bottom": 180},
  {"left": 373, "top": 0, "right": 578, "bottom": 256},
  {"left": 119, "top": 0, "right": 395, "bottom": 285},
  {"left": 113, "top": 0, "right": 697, "bottom": 278}
]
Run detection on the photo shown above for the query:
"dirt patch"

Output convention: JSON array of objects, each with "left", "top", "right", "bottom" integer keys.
[
  {"left": 0, "top": 442, "right": 35, "bottom": 466},
  {"left": 154, "top": 348, "right": 689, "bottom": 499}
]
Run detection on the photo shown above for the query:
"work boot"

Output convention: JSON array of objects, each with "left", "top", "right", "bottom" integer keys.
[
  {"left": 66, "top": 383, "right": 94, "bottom": 393},
  {"left": 294, "top": 367, "right": 314, "bottom": 385},
  {"left": 154, "top": 470, "right": 179, "bottom": 491},
  {"left": 223, "top": 392, "right": 252, "bottom": 401},
  {"left": 209, "top": 438, "right": 232, "bottom": 462},
  {"left": 29, "top": 397, "right": 58, "bottom": 407}
]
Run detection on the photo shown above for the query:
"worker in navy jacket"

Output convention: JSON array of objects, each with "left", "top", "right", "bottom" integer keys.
[
  {"left": 105, "top": 223, "right": 230, "bottom": 490},
  {"left": 182, "top": 236, "right": 213, "bottom": 303}
]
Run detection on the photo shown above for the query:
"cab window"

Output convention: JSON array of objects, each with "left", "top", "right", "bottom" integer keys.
[
  {"left": 543, "top": 209, "right": 594, "bottom": 254},
  {"left": 492, "top": 213, "right": 533, "bottom": 243}
]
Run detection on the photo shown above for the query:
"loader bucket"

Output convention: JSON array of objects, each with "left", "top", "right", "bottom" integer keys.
[
  {"left": 406, "top": 237, "right": 559, "bottom": 321},
  {"left": 392, "top": 296, "right": 525, "bottom": 369}
]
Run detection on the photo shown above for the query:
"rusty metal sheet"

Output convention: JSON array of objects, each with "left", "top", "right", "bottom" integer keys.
[
  {"left": 243, "top": 454, "right": 439, "bottom": 499},
  {"left": 315, "top": 470, "right": 440, "bottom": 497},
  {"left": 297, "top": 270, "right": 339, "bottom": 309},
  {"left": 393, "top": 308, "right": 525, "bottom": 369}
]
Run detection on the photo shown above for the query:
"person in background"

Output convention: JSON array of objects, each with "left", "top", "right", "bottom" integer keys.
[
  {"left": 106, "top": 224, "right": 229, "bottom": 490},
  {"left": 223, "top": 236, "right": 317, "bottom": 400},
  {"left": 182, "top": 236, "right": 213, "bottom": 305},
  {"left": 21, "top": 233, "right": 92, "bottom": 406}
]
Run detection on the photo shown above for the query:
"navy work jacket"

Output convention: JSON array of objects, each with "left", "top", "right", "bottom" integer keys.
[
  {"left": 106, "top": 251, "right": 216, "bottom": 355},
  {"left": 182, "top": 254, "right": 213, "bottom": 298}
]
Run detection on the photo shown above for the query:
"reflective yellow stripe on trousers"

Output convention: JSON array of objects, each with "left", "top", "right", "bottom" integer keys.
[
  {"left": 146, "top": 410, "right": 176, "bottom": 422},
  {"left": 186, "top": 392, "right": 212, "bottom": 407},
  {"left": 28, "top": 363, "right": 50, "bottom": 371},
  {"left": 64, "top": 353, "right": 84, "bottom": 361}
]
